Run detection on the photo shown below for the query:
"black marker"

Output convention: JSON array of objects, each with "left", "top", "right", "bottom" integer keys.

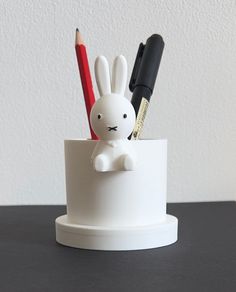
[{"left": 128, "top": 34, "right": 164, "bottom": 139}]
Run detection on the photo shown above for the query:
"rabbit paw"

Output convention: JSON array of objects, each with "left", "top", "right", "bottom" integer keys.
[
  {"left": 123, "top": 154, "right": 135, "bottom": 171},
  {"left": 93, "top": 154, "right": 109, "bottom": 172}
]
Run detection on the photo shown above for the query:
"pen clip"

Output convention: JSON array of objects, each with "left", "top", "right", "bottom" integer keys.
[{"left": 129, "top": 43, "right": 145, "bottom": 92}]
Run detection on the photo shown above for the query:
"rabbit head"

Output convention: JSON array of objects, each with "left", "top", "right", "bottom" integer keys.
[{"left": 90, "top": 55, "right": 135, "bottom": 140}]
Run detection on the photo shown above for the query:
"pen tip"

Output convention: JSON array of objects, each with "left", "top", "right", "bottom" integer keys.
[{"left": 76, "top": 28, "right": 79, "bottom": 32}]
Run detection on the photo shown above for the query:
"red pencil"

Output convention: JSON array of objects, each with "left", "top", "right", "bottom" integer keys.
[{"left": 75, "top": 29, "right": 98, "bottom": 140}]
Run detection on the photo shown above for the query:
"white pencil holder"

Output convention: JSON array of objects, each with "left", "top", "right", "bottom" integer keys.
[{"left": 55, "top": 139, "right": 178, "bottom": 250}]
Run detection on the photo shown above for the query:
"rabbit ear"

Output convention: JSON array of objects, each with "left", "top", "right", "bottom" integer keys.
[
  {"left": 111, "top": 55, "right": 127, "bottom": 95},
  {"left": 95, "top": 56, "right": 111, "bottom": 97}
]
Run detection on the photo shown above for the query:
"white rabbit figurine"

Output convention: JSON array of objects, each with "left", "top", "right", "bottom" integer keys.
[{"left": 90, "top": 55, "right": 136, "bottom": 172}]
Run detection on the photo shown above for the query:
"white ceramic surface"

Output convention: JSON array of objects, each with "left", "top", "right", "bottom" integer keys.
[{"left": 56, "top": 139, "right": 178, "bottom": 250}]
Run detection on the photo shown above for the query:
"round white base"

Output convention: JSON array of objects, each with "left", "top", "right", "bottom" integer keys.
[{"left": 55, "top": 215, "right": 178, "bottom": 251}]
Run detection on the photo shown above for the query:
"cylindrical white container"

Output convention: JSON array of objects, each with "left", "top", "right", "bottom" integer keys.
[{"left": 56, "top": 139, "right": 178, "bottom": 250}]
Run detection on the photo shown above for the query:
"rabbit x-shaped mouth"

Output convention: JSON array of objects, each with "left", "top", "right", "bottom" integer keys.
[{"left": 108, "top": 126, "right": 118, "bottom": 131}]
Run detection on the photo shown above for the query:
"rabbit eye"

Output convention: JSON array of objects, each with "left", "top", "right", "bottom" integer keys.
[
  {"left": 97, "top": 114, "right": 102, "bottom": 120},
  {"left": 123, "top": 114, "right": 127, "bottom": 119}
]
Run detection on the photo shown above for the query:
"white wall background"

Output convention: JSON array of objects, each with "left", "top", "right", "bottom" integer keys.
[{"left": 0, "top": 0, "right": 235, "bottom": 205}]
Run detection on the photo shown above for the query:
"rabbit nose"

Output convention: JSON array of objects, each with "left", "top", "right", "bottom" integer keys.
[{"left": 108, "top": 126, "right": 118, "bottom": 131}]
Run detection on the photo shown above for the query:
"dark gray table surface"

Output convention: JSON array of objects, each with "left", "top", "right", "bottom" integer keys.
[{"left": 0, "top": 202, "right": 235, "bottom": 292}]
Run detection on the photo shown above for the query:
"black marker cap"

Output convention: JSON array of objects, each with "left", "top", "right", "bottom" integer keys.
[{"left": 129, "top": 34, "right": 164, "bottom": 94}]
